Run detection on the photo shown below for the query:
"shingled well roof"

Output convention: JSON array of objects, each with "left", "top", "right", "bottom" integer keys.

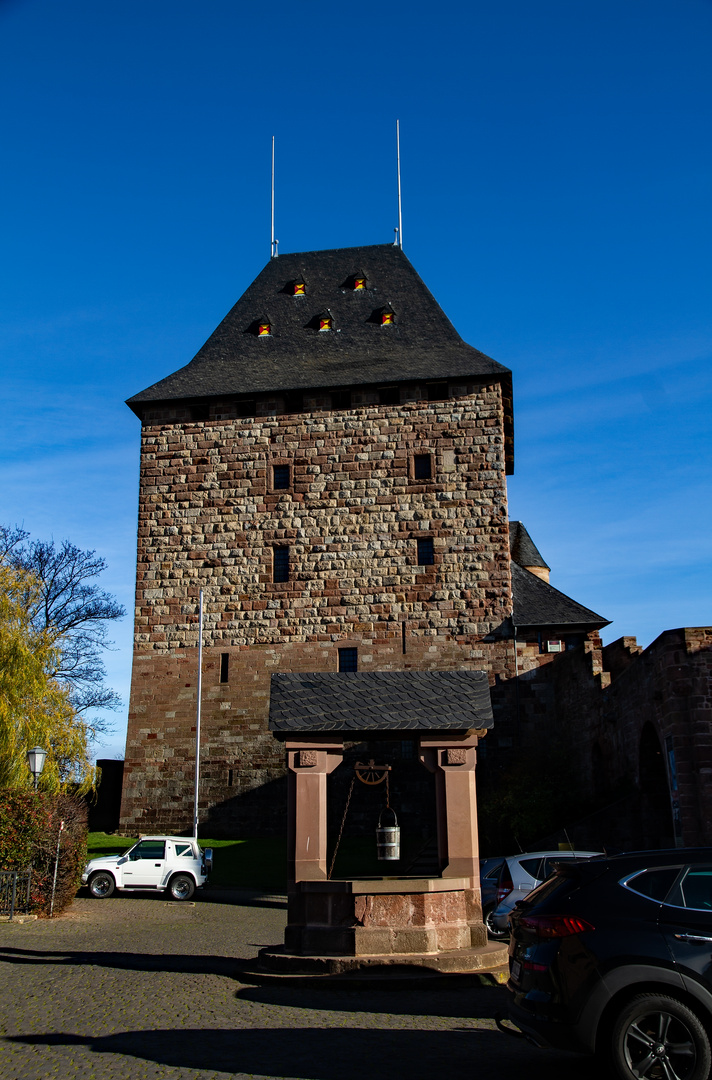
[
  {"left": 127, "top": 244, "right": 510, "bottom": 407},
  {"left": 268, "top": 670, "right": 493, "bottom": 734}
]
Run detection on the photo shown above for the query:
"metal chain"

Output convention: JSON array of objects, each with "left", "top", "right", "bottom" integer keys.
[
  {"left": 385, "top": 770, "right": 390, "bottom": 810},
  {"left": 328, "top": 776, "right": 355, "bottom": 880}
]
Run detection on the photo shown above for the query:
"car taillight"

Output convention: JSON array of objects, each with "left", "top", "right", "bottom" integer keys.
[
  {"left": 497, "top": 865, "right": 513, "bottom": 904},
  {"left": 518, "top": 914, "right": 594, "bottom": 939}
]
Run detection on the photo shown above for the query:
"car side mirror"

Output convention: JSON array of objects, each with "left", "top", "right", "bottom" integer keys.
[{"left": 202, "top": 848, "right": 213, "bottom": 873}]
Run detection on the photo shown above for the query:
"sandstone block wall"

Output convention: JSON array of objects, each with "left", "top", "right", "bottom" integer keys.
[{"left": 121, "top": 385, "right": 515, "bottom": 833}]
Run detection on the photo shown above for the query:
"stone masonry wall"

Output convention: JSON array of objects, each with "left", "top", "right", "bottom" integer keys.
[
  {"left": 519, "top": 628, "right": 712, "bottom": 849},
  {"left": 121, "top": 384, "right": 514, "bottom": 834}
]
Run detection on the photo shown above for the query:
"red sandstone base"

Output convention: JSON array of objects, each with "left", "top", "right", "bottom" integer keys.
[{"left": 258, "top": 876, "right": 504, "bottom": 975}]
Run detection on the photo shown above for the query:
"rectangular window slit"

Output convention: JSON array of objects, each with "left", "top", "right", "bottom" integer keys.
[
  {"left": 220, "top": 653, "right": 229, "bottom": 683},
  {"left": 402, "top": 621, "right": 407, "bottom": 654},
  {"left": 414, "top": 454, "right": 432, "bottom": 480},
  {"left": 273, "top": 465, "right": 290, "bottom": 489},
  {"left": 274, "top": 547, "right": 290, "bottom": 583},
  {"left": 228, "top": 768, "right": 234, "bottom": 787},
  {"left": 338, "top": 647, "right": 358, "bottom": 672},
  {"left": 417, "top": 538, "right": 434, "bottom": 565}
]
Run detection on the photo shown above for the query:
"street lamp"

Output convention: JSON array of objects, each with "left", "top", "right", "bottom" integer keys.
[{"left": 27, "top": 747, "right": 47, "bottom": 790}]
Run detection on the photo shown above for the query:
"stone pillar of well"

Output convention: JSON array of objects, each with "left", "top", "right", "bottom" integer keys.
[{"left": 417, "top": 731, "right": 485, "bottom": 948}]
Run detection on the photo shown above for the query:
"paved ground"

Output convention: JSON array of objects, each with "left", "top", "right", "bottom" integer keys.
[{"left": 0, "top": 888, "right": 597, "bottom": 1080}]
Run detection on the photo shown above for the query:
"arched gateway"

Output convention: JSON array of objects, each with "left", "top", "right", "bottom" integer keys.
[{"left": 258, "top": 669, "right": 509, "bottom": 975}]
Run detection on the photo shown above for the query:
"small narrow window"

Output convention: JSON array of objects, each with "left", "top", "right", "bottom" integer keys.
[
  {"left": 220, "top": 653, "right": 229, "bottom": 684},
  {"left": 228, "top": 768, "right": 234, "bottom": 787},
  {"left": 338, "top": 647, "right": 358, "bottom": 672},
  {"left": 331, "top": 389, "right": 351, "bottom": 409},
  {"left": 273, "top": 464, "right": 290, "bottom": 490},
  {"left": 274, "top": 547, "right": 290, "bottom": 583},
  {"left": 258, "top": 322, "right": 271, "bottom": 337},
  {"left": 401, "top": 621, "right": 407, "bottom": 655},
  {"left": 417, "top": 538, "right": 434, "bottom": 565},
  {"left": 414, "top": 454, "right": 432, "bottom": 480},
  {"left": 379, "top": 387, "right": 400, "bottom": 405}
]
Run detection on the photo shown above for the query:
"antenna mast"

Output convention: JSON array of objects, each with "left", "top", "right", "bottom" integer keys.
[
  {"left": 396, "top": 119, "right": 403, "bottom": 249},
  {"left": 271, "top": 136, "right": 278, "bottom": 259}
]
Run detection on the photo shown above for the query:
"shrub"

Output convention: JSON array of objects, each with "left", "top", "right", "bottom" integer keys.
[{"left": 0, "top": 789, "right": 87, "bottom": 915}]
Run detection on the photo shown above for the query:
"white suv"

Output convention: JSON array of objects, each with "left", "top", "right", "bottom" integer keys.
[{"left": 82, "top": 836, "right": 213, "bottom": 901}]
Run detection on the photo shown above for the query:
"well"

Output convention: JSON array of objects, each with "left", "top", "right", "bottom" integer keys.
[{"left": 258, "top": 670, "right": 508, "bottom": 976}]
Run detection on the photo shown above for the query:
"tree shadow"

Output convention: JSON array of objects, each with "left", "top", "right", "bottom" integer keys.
[
  {"left": 7, "top": 1027, "right": 595, "bottom": 1080},
  {"left": 0, "top": 946, "right": 244, "bottom": 978}
]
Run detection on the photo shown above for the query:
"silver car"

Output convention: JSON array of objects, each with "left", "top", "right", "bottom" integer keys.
[{"left": 485, "top": 849, "right": 602, "bottom": 939}]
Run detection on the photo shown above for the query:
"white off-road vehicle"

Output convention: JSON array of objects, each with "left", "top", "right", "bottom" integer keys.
[{"left": 82, "top": 836, "right": 213, "bottom": 901}]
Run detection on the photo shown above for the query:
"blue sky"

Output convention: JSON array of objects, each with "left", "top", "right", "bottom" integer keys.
[{"left": 1, "top": 0, "right": 710, "bottom": 760}]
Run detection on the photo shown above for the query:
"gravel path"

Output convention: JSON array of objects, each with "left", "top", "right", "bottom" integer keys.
[{"left": 0, "top": 888, "right": 595, "bottom": 1080}]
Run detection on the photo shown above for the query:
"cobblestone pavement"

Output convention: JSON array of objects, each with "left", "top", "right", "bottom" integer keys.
[{"left": 0, "top": 889, "right": 596, "bottom": 1080}]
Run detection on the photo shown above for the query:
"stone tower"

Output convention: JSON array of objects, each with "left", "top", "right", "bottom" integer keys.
[{"left": 120, "top": 243, "right": 605, "bottom": 835}]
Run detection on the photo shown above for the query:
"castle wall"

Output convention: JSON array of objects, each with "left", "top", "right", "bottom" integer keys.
[{"left": 522, "top": 628, "right": 712, "bottom": 849}]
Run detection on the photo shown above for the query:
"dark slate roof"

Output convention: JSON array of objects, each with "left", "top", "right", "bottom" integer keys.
[
  {"left": 127, "top": 244, "right": 510, "bottom": 407},
  {"left": 511, "top": 561, "right": 609, "bottom": 630},
  {"left": 509, "top": 521, "right": 550, "bottom": 570},
  {"left": 268, "top": 670, "right": 493, "bottom": 734}
]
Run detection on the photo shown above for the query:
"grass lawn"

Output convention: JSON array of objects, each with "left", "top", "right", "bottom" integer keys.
[
  {"left": 87, "top": 833, "right": 287, "bottom": 891},
  {"left": 86, "top": 832, "right": 427, "bottom": 891}
]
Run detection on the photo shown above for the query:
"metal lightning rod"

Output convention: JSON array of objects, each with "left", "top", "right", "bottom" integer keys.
[
  {"left": 271, "top": 136, "right": 278, "bottom": 259},
  {"left": 396, "top": 119, "right": 403, "bottom": 249},
  {"left": 192, "top": 588, "right": 204, "bottom": 839}
]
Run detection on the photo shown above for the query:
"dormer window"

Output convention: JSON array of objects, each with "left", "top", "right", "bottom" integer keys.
[
  {"left": 381, "top": 309, "right": 394, "bottom": 326},
  {"left": 354, "top": 276, "right": 367, "bottom": 291},
  {"left": 257, "top": 321, "right": 271, "bottom": 337},
  {"left": 319, "top": 315, "right": 333, "bottom": 332},
  {"left": 292, "top": 281, "right": 306, "bottom": 296}
]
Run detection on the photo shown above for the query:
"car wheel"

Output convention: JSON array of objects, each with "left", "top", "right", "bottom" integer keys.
[
  {"left": 611, "top": 993, "right": 711, "bottom": 1080},
  {"left": 484, "top": 904, "right": 509, "bottom": 941},
  {"left": 88, "top": 871, "right": 115, "bottom": 898},
  {"left": 168, "top": 873, "right": 195, "bottom": 901}
]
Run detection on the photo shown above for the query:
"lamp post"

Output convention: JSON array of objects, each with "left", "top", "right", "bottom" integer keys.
[{"left": 27, "top": 747, "right": 47, "bottom": 790}]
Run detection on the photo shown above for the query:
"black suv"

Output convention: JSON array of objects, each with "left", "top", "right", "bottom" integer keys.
[{"left": 506, "top": 848, "right": 712, "bottom": 1080}]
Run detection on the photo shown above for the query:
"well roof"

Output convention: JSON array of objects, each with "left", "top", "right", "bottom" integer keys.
[
  {"left": 127, "top": 244, "right": 510, "bottom": 408},
  {"left": 268, "top": 670, "right": 493, "bottom": 734}
]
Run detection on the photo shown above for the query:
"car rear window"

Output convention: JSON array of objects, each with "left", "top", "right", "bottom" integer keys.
[
  {"left": 520, "top": 871, "right": 571, "bottom": 906},
  {"left": 666, "top": 866, "right": 712, "bottom": 911},
  {"left": 625, "top": 867, "right": 681, "bottom": 902},
  {"left": 174, "top": 843, "right": 194, "bottom": 858},
  {"left": 519, "top": 858, "right": 544, "bottom": 880}
]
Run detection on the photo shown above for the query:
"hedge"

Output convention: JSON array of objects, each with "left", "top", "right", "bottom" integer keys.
[{"left": 0, "top": 790, "right": 87, "bottom": 915}]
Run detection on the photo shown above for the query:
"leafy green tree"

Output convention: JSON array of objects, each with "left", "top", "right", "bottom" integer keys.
[
  {"left": 0, "top": 560, "right": 93, "bottom": 791},
  {"left": 1, "top": 525, "right": 125, "bottom": 740}
]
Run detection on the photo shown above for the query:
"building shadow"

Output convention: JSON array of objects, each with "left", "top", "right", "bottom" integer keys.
[{"left": 7, "top": 1026, "right": 595, "bottom": 1080}]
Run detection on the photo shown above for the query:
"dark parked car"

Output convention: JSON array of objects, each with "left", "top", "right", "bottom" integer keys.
[{"left": 506, "top": 848, "right": 712, "bottom": 1080}]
